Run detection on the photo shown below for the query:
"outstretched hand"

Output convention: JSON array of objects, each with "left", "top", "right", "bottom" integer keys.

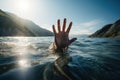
[{"left": 52, "top": 18, "right": 77, "bottom": 52}]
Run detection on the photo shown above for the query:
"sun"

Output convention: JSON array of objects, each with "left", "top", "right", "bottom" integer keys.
[
  {"left": 18, "top": 1, "right": 29, "bottom": 10},
  {"left": 16, "top": 0, "right": 30, "bottom": 12},
  {"left": 13, "top": 0, "right": 34, "bottom": 18}
]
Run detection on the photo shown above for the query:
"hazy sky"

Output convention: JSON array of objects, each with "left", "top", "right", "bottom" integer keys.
[{"left": 0, "top": 0, "right": 120, "bottom": 34}]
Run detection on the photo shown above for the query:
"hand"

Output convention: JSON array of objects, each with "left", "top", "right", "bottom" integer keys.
[{"left": 52, "top": 18, "right": 77, "bottom": 52}]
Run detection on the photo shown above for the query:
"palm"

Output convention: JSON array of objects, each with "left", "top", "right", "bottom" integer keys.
[
  {"left": 52, "top": 18, "right": 77, "bottom": 49},
  {"left": 55, "top": 31, "right": 68, "bottom": 48}
]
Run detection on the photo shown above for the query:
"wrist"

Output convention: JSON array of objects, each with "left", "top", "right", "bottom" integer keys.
[
  {"left": 49, "top": 42, "right": 68, "bottom": 56},
  {"left": 55, "top": 46, "right": 68, "bottom": 53}
]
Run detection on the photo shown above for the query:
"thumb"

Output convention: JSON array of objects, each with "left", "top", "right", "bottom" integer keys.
[{"left": 69, "top": 38, "right": 77, "bottom": 45}]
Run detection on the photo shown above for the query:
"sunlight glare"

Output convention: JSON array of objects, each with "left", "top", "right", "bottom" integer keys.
[
  {"left": 20, "top": 1, "right": 29, "bottom": 10},
  {"left": 17, "top": 0, "right": 30, "bottom": 11},
  {"left": 13, "top": 0, "right": 34, "bottom": 18},
  {"left": 18, "top": 59, "right": 30, "bottom": 68}
]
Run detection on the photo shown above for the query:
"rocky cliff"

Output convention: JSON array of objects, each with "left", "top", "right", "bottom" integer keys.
[
  {"left": 89, "top": 19, "right": 120, "bottom": 38},
  {"left": 0, "top": 9, "right": 53, "bottom": 36}
]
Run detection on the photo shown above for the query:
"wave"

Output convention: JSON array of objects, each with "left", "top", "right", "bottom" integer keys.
[{"left": 0, "top": 36, "right": 120, "bottom": 80}]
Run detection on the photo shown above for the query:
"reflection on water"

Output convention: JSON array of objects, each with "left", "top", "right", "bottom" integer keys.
[
  {"left": 12, "top": 39, "right": 31, "bottom": 68},
  {"left": 18, "top": 59, "right": 30, "bottom": 68},
  {"left": 0, "top": 36, "right": 120, "bottom": 80},
  {"left": 0, "top": 37, "right": 55, "bottom": 71}
]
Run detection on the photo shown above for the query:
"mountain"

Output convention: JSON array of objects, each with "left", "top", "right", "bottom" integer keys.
[
  {"left": 89, "top": 19, "right": 120, "bottom": 38},
  {"left": 0, "top": 9, "right": 53, "bottom": 36}
]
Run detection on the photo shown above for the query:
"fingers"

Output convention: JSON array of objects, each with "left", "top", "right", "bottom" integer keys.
[
  {"left": 69, "top": 38, "right": 77, "bottom": 45},
  {"left": 57, "top": 19, "right": 61, "bottom": 32},
  {"left": 52, "top": 25, "right": 57, "bottom": 34},
  {"left": 62, "top": 18, "right": 66, "bottom": 31},
  {"left": 53, "top": 18, "right": 72, "bottom": 33},
  {"left": 66, "top": 22, "right": 72, "bottom": 33}
]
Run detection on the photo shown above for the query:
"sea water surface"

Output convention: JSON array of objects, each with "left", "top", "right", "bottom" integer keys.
[{"left": 0, "top": 35, "right": 120, "bottom": 80}]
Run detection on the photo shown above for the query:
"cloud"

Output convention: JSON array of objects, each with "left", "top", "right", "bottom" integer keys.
[
  {"left": 71, "top": 29, "right": 91, "bottom": 35},
  {"left": 40, "top": 19, "right": 102, "bottom": 35},
  {"left": 71, "top": 19, "right": 102, "bottom": 35},
  {"left": 80, "top": 19, "right": 101, "bottom": 27}
]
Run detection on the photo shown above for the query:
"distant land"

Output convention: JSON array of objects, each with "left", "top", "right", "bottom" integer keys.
[
  {"left": 89, "top": 19, "right": 120, "bottom": 38},
  {"left": 0, "top": 9, "right": 53, "bottom": 36}
]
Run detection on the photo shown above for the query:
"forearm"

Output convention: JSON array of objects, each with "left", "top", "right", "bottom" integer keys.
[
  {"left": 49, "top": 42, "right": 72, "bottom": 67},
  {"left": 54, "top": 54, "right": 72, "bottom": 67}
]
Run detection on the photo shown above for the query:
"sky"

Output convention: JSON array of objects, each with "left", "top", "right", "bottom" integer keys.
[{"left": 0, "top": 0, "right": 120, "bottom": 34}]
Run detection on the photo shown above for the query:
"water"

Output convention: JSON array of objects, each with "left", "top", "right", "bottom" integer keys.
[{"left": 0, "top": 35, "right": 120, "bottom": 80}]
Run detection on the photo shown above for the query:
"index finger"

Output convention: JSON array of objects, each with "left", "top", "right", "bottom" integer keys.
[{"left": 66, "top": 22, "right": 72, "bottom": 33}]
